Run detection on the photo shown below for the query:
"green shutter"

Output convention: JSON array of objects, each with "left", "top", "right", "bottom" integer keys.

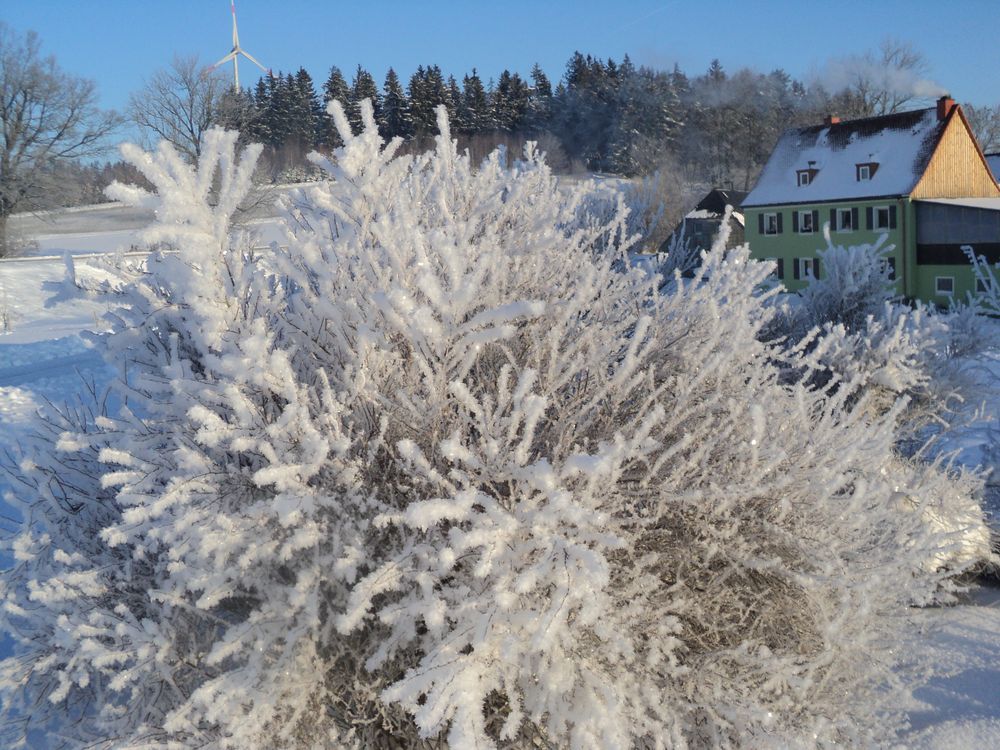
[
  {"left": 829, "top": 208, "right": 837, "bottom": 231},
  {"left": 813, "top": 257, "right": 821, "bottom": 279},
  {"left": 812, "top": 210, "right": 819, "bottom": 231},
  {"left": 889, "top": 205, "right": 897, "bottom": 229},
  {"left": 793, "top": 258, "right": 800, "bottom": 280},
  {"left": 792, "top": 211, "right": 799, "bottom": 232},
  {"left": 776, "top": 258, "right": 784, "bottom": 279},
  {"left": 851, "top": 207, "right": 859, "bottom": 229},
  {"left": 776, "top": 212, "right": 783, "bottom": 233},
  {"left": 866, "top": 207, "right": 873, "bottom": 229},
  {"left": 758, "top": 213, "right": 764, "bottom": 234}
]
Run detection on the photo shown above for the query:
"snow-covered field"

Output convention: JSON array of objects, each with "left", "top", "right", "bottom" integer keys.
[{"left": 2, "top": 203, "right": 1000, "bottom": 747}]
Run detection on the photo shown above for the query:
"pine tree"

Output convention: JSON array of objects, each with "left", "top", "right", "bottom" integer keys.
[
  {"left": 446, "top": 75, "right": 461, "bottom": 124},
  {"left": 608, "top": 57, "right": 682, "bottom": 175},
  {"left": 349, "top": 65, "right": 381, "bottom": 134},
  {"left": 408, "top": 65, "right": 449, "bottom": 136},
  {"left": 289, "top": 67, "right": 322, "bottom": 152},
  {"left": 321, "top": 66, "right": 351, "bottom": 147},
  {"left": 527, "top": 62, "right": 553, "bottom": 132},
  {"left": 459, "top": 69, "right": 490, "bottom": 134},
  {"left": 492, "top": 70, "right": 529, "bottom": 132},
  {"left": 381, "top": 67, "right": 411, "bottom": 139}
]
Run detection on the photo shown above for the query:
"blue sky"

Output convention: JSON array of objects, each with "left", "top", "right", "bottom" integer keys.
[{"left": 4, "top": 0, "right": 999, "bottom": 116}]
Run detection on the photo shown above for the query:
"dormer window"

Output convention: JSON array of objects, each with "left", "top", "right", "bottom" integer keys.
[
  {"left": 797, "top": 171, "right": 811, "bottom": 186},
  {"left": 796, "top": 167, "right": 818, "bottom": 186},
  {"left": 856, "top": 162, "right": 879, "bottom": 181}
]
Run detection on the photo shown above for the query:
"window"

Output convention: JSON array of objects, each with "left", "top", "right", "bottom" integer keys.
[
  {"left": 836, "top": 207, "right": 854, "bottom": 231},
  {"left": 935, "top": 276, "right": 954, "bottom": 295},
  {"left": 797, "top": 170, "right": 812, "bottom": 186},
  {"left": 798, "top": 210, "right": 815, "bottom": 234},
  {"left": 874, "top": 206, "right": 890, "bottom": 230},
  {"left": 856, "top": 162, "right": 878, "bottom": 181},
  {"left": 800, "top": 258, "right": 814, "bottom": 279},
  {"left": 764, "top": 212, "right": 779, "bottom": 235}
]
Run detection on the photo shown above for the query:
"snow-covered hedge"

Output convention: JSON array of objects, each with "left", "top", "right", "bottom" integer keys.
[{"left": 0, "top": 103, "right": 990, "bottom": 749}]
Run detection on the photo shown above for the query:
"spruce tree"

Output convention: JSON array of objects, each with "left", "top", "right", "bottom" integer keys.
[
  {"left": 459, "top": 69, "right": 490, "bottom": 134},
  {"left": 493, "top": 70, "right": 531, "bottom": 132},
  {"left": 321, "top": 66, "right": 351, "bottom": 147},
  {"left": 527, "top": 63, "right": 553, "bottom": 132},
  {"left": 349, "top": 65, "right": 382, "bottom": 134},
  {"left": 289, "top": 67, "right": 322, "bottom": 152},
  {"left": 381, "top": 67, "right": 412, "bottom": 139},
  {"left": 408, "top": 65, "right": 449, "bottom": 136}
]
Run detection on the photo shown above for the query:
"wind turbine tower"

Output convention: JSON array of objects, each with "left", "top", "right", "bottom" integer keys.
[{"left": 210, "top": 0, "right": 269, "bottom": 90}]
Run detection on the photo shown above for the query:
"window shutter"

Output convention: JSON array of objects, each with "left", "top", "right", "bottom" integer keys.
[
  {"left": 812, "top": 210, "right": 819, "bottom": 230},
  {"left": 758, "top": 213, "right": 764, "bottom": 234},
  {"left": 889, "top": 205, "right": 897, "bottom": 229},
  {"left": 793, "top": 258, "right": 800, "bottom": 280},
  {"left": 776, "top": 212, "right": 783, "bottom": 233},
  {"left": 851, "top": 207, "right": 859, "bottom": 229},
  {"left": 866, "top": 206, "right": 873, "bottom": 230},
  {"left": 776, "top": 258, "right": 784, "bottom": 279},
  {"left": 792, "top": 211, "right": 799, "bottom": 232},
  {"left": 887, "top": 257, "right": 896, "bottom": 280},
  {"left": 813, "top": 257, "right": 821, "bottom": 279},
  {"left": 829, "top": 208, "right": 837, "bottom": 231}
]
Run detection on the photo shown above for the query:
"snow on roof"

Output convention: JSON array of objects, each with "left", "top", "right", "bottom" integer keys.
[
  {"left": 743, "top": 108, "right": 946, "bottom": 207},
  {"left": 684, "top": 208, "right": 718, "bottom": 219},
  {"left": 915, "top": 197, "right": 1000, "bottom": 211},
  {"left": 986, "top": 153, "right": 1000, "bottom": 182}
]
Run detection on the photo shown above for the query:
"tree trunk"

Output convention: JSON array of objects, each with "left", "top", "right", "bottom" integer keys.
[{"left": 0, "top": 212, "right": 9, "bottom": 259}]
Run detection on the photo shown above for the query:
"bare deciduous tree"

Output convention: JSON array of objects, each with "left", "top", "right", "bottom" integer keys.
[
  {"left": 128, "top": 55, "right": 226, "bottom": 163},
  {"left": 820, "top": 39, "right": 943, "bottom": 119},
  {"left": 964, "top": 102, "right": 1000, "bottom": 153},
  {"left": 0, "top": 23, "right": 120, "bottom": 256}
]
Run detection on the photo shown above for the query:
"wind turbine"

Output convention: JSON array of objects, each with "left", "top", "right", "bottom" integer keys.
[{"left": 209, "top": 0, "right": 269, "bottom": 90}]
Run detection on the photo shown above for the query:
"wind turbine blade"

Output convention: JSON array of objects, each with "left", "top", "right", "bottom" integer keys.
[
  {"left": 240, "top": 49, "right": 269, "bottom": 74},
  {"left": 212, "top": 51, "right": 237, "bottom": 68},
  {"left": 231, "top": 0, "right": 239, "bottom": 48}
]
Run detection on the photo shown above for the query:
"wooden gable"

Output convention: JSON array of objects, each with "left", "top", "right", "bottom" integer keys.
[{"left": 911, "top": 107, "right": 1000, "bottom": 199}]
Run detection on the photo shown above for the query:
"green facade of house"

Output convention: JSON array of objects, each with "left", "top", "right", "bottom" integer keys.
[{"left": 743, "top": 99, "right": 1000, "bottom": 306}]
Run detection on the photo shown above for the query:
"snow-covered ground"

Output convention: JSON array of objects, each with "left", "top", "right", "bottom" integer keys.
[{"left": 2, "top": 204, "right": 1000, "bottom": 747}]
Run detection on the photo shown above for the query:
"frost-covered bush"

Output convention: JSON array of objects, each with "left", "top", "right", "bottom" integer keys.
[
  {"left": 784, "top": 229, "right": 898, "bottom": 339},
  {"left": 771, "top": 235, "right": 978, "bottom": 431},
  {"left": 0, "top": 104, "right": 990, "bottom": 749}
]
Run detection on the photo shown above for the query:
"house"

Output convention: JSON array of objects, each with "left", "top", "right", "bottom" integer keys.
[
  {"left": 661, "top": 188, "right": 748, "bottom": 253},
  {"left": 743, "top": 96, "right": 1000, "bottom": 304},
  {"left": 986, "top": 153, "right": 1000, "bottom": 182}
]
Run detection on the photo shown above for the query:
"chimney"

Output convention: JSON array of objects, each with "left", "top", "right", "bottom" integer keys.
[
  {"left": 937, "top": 95, "right": 956, "bottom": 121},
  {"left": 824, "top": 114, "right": 840, "bottom": 126}
]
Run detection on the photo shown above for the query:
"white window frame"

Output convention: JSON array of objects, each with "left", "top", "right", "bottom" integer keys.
[
  {"left": 797, "top": 171, "right": 811, "bottom": 186},
  {"left": 799, "top": 257, "right": 815, "bottom": 279},
  {"left": 857, "top": 164, "right": 871, "bottom": 181},
  {"left": 935, "top": 276, "right": 954, "bottom": 295},
  {"left": 798, "top": 210, "right": 815, "bottom": 234},
  {"left": 836, "top": 207, "right": 854, "bottom": 232},
  {"left": 763, "top": 212, "right": 779, "bottom": 235},
  {"left": 874, "top": 205, "right": 891, "bottom": 230}
]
